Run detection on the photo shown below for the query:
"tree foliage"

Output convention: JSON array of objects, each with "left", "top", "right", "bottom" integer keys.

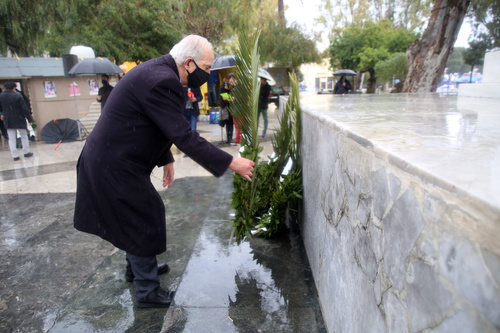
[
  {"left": 374, "top": 52, "right": 408, "bottom": 83},
  {"left": 259, "top": 22, "right": 320, "bottom": 70},
  {"left": 0, "top": 0, "right": 317, "bottom": 70},
  {"left": 176, "top": 0, "right": 237, "bottom": 50},
  {"left": 462, "top": 38, "right": 489, "bottom": 81},
  {"left": 85, "top": 0, "right": 183, "bottom": 63},
  {"left": 468, "top": 0, "right": 500, "bottom": 48},
  {"left": 316, "top": 0, "right": 431, "bottom": 34},
  {"left": 445, "top": 47, "right": 469, "bottom": 74},
  {"left": 0, "top": 0, "right": 51, "bottom": 56},
  {"left": 329, "top": 20, "right": 418, "bottom": 93}
]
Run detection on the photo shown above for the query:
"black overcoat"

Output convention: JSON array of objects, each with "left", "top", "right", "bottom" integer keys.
[
  {"left": 74, "top": 54, "right": 233, "bottom": 256},
  {"left": 0, "top": 90, "right": 32, "bottom": 129}
]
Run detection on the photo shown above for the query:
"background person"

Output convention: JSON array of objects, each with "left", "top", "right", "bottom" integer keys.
[
  {"left": 183, "top": 87, "right": 202, "bottom": 132},
  {"left": 0, "top": 87, "right": 8, "bottom": 141},
  {"left": 73, "top": 35, "right": 255, "bottom": 309},
  {"left": 258, "top": 77, "right": 272, "bottom": 138},
  {"left": 97, "top": 74, "right": 113, "bottom": 109},
  {"left": 333, "top": 74, "right": 352, "bottom": 94},
  {"left": 220, "top": 76, "right": 234, "bottom": 144},
  {"left": 0, "top": 81, "right": 33, "bottom": 161}
]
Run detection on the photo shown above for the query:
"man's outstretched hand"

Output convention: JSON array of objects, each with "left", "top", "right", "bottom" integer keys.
[
  {"left": 229, "top": 157, "right": 255, "bottom": 182},
  {"left": 163, "top": 163, "right": 175, "bottom": 188}
]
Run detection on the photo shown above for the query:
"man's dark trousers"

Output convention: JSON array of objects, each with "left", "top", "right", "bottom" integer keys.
[{"left": 126, "top": 253, "right": 160, "bottom": 299}]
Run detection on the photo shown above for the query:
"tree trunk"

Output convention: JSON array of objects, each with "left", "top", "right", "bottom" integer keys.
[
  {"left": 403, "top": 0, "right": 470, "bottom": 93},
  {"left": 278, "top": 0, "right": 285, "bottom": 24},
  {"left": 366, "top": 68, "right": 377, "bottom": 93},
  {"left": 355, "top": 71, "right": 364, "bottom": 91}
]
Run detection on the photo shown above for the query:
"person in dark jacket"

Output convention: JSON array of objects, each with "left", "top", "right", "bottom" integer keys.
[
  {"left": 333, "top": 74, "right": 352, "bottom": 94},
  {"left": 97, "top": 74, "right": 113, "bottom": 109},
  {"left": 73, "top": 35, "right": 255, "bottom": 309},
  {"left": 183, "top": 86, "right": 202, "bottom": 131},
  {"left": 258, "top": 77, "right": 272, "bottom": 138},
  {"left": 219, "top": 77, "right": 234, "bottom": 143},
  {"left": 0, "top": 81, "right": 33, "bottom": 161},
  {"left": 0, "top": 87, "right": 8, "bottom": 140}
]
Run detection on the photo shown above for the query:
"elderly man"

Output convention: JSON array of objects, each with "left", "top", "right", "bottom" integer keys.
[{"left": 74, "top": 35, "right": 255, "bottom": 309}]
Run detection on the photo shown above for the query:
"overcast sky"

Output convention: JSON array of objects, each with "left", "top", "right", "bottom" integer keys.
[{"left": 284, "top": 0, "right": 472, "bottom": 51}]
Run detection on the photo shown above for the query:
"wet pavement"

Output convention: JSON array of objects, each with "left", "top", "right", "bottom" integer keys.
[{"left": 0, "top": 108, "right": 326, "bottom": 333}]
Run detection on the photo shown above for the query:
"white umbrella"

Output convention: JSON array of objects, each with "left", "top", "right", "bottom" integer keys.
[{"left": 258, "top": 68, "right": 276, "bottom": 86}]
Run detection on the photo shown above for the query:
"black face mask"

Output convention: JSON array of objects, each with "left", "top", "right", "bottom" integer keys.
[
  {"left": 187, "top": 60, "right": 210, "bottom": 88},
  {"left": 102, "top": 80, "right": 108, "bottom": 85}
]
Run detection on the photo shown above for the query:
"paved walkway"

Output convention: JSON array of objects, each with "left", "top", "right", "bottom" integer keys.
[{"left": 0, "top": 108, "right": 326, "bottom": 332}]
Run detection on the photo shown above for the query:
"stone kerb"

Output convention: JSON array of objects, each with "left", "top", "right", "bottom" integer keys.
[{"left": 299, "top": 106, "right": 500, "bottom": 332}]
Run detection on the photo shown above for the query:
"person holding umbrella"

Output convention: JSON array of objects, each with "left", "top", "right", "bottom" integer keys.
[
  {"left": 97, "top": 74, "right": 113, "bottom": 109},
  {"left": 333, "top": 73, "right": 353, "bottom": 94}
]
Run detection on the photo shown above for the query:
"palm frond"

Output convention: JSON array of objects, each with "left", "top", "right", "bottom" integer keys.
[{"left": 231, "top": 32, "right": 261, "bottom": 148}]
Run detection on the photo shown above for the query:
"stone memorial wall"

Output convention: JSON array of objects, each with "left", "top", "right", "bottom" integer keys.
[
  {"left": 299, "top": 108, "right": 499, "bottom": 332},
  {"left": 281, "top": 56, "right": 500, "bottom": 332}
]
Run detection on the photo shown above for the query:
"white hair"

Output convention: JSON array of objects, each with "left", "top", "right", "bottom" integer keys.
[{"left": 170, "top": 35, "right": 213, "bottom": 65}]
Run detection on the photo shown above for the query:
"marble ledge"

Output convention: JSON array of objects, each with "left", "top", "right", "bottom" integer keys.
[{"left": 299, "top": 92, "right": 500, "bottom": 211}]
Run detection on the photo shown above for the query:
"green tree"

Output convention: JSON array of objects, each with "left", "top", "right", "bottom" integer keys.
[
  {"left": 469, "top": 0, "right": 500, "bottom": 48},
  {"left": 374, "top": 52, "right": 408, "bottom": 85},
  {"left": 446, "top": 47, "right": 469, "bottom": 74},
  {"left": 41, "top": 0, "right": 103, "bottom": 57},
  {"left": 0, "top": 0, "right": 53, "bottom": 56},
  {"left": 329, "top": 20, "right": 418, "bottom": 93},
  {"left": 462, "top": 38, "right": 489, "bottom": 82},
  {"left": 41, "top": 0, "right": 183, "bottom": 63},
  {"left": 85, "top": 0, "right": 183, "bottom": 63},
  {"left": 259, "top": 22, "right": 320, "bottom": 71},
  {"left": 176, "top": 0, "right": 237, "bottom": 50},
  {"left": 316, "top": 0, "right": 430, "bottom": 39}
]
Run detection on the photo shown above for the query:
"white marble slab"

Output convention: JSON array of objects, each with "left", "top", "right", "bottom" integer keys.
[{"left": 299, "top": 92, "right": 500, "bottom": 209}]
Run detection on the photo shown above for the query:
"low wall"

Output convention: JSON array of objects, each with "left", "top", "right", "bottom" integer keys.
[{"left": 286, "top": 93, "right": 500, "bottom": 333}]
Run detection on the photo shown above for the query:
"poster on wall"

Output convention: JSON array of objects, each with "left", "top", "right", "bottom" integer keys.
[
  {"left": 88, "top": 79, "right": 99, "bottom": 95},
  {"left": 69, "top": 82, "right": 80, "bottom": 96},
  {"left": 43, "top": 81, "right": 57, "bottom": 98}
]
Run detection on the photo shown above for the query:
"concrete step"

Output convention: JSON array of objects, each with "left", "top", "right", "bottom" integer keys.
[{"left": 79, "top": 102, "right": 102, "bottom": 134}]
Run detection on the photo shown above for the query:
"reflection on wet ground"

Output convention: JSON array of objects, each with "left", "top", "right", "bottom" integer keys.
[
  {"left": 162, "top": 177, "right": 325, "bottom": 332},
  {"left": 0, "top": 161, "right": 76, "bottom": 181},
  {"left": 0, "top": 175, "right": 325, "bottom": 332}
]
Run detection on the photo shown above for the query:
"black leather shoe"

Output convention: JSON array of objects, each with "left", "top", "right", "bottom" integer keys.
[
  {"left": 137, "top": 288, "right": 175, "bottom": 309},
  {"left": 13, "top": 157, "right": 20, "bottom": 161},
  {"left": 125, "top": 263, "right": 170, "bottom": 282},
  {"left": 24, "top": 152, "right": 33, "bottom": 158}
]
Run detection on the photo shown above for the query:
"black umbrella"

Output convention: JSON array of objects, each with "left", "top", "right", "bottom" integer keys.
[
  {"left": 41, "top": 119, "right": 80, "bottom": 143},
  {"left": 68, "top": 57, "right": 124, "bottom": 75},
  {"left": 333, "top": 69, "right": 357, "bottom": 76},
  {"left": 212, "top": 55, "right": 236, "bottom": 70}
]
